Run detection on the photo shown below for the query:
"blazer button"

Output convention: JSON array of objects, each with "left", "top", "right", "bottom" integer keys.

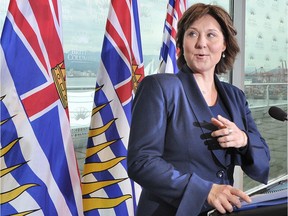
[{"left": 216, "top": 170, "right": 225, "bottom": 178}]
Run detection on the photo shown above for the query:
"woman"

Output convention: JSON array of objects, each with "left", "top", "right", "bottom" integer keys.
[{"left": 127, "top": 3, "right": 270, "bottom": 215}]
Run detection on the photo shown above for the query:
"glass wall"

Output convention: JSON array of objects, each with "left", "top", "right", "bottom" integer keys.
[
  {"left": 0, "top": 0, "right": 287, "bottom": 192},
  {"left": 243, "top": 0, "right": 287, "bottom": 191}
]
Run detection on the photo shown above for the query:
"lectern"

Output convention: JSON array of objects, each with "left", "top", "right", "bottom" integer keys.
[{"left": 208, "top": 178, "right": 288, "bottom": 216}]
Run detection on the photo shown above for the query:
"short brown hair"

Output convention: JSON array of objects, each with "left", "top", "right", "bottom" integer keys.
[{"left": 176, "top": 3, "right": 240, "bottom": 74}]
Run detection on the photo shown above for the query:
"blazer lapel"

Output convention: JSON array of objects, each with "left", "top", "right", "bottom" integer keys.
[
  {"left": 215, "top": 78, "right": 245, "bottom": 131},
  {"left": 214, "top": 77, "right": 234, "bottom": 121},
  {"left": 177, "top": 65, "right": 213, "bottom": 125},
  {"left": 177, "top": 65, "right": 229, "bottom": 167}
]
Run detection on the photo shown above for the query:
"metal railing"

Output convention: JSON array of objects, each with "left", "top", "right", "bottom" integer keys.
[{"left": 244, "top": 83, "right": 287, "bottom": 108}]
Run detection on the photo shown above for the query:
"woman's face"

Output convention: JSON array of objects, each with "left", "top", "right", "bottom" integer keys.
[{"left": 183, "top": 15, "right": 226, "bottom": 74}]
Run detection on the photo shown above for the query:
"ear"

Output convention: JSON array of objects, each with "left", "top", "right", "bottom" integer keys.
[{"left": 222, "top": 41, "right": 226, "bottom": 52}]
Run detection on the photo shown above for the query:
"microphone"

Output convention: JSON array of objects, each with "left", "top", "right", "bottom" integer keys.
[{"left": 268, "top": 106, "right": 287, "bottom": 121}]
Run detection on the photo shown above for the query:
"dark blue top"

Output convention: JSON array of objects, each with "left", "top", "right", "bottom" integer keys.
[{"left": 210, "top": 96, "right": 231, "bottom": 121}]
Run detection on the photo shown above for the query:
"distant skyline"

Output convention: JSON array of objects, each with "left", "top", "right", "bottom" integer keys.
[{"left": 60, "top": 0, "right": 168, "bottom": 54}]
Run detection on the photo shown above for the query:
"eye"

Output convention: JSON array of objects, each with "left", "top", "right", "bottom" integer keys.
[
  {"left": 187, "top": 30, "right": 198, "bottom": 37},
  {"left": 207, "top": 32, "right": 216, "bottom": 38}
]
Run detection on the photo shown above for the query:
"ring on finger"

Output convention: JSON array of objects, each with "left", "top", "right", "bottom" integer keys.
[{"left": 228, "top": 128, "right": 233, "bottom": 135}]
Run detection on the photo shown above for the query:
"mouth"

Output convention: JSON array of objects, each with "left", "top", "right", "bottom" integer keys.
[{"left": 196, "top": 54, "right": 207, "bottom": 57}]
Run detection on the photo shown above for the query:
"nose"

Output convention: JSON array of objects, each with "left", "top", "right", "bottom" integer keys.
[{"left": 195, "top": 35, "right": 207, "bottom": 48}]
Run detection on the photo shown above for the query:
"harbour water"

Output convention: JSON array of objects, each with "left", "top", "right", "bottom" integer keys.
[{"left": 67, "top": 76, "right": 97, "bottom": 88}]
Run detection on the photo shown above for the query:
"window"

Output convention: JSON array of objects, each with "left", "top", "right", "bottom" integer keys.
[
  {"left": 243, "top": 0, "right": 287, "bottom": 191},
  {"left": 1, "top": 0, "right": 286, "bottom": 192}
]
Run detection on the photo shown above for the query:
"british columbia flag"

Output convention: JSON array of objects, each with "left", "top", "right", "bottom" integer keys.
[
  {"left": 159, "top": 0, "right": 186, "bottom": 74},
  {"left": 0, "top": 0, "right": 83, "bottom": 215},
  {"left": 81, "top": 0, "right": 144, "bottom": 215}
]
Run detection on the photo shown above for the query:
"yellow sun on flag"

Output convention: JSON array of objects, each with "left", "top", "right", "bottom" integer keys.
[
  {"left": 0, "top": 95, "right": 39, "bottom": 215},
  {"left": 81, "top": 87, "right": 132, "bottom": 213}
]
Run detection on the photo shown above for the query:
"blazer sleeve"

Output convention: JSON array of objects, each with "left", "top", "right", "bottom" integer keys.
[
  {"left": 232, "top": 88, "right": 270, "bottom": 184},
  {"left": 127, "top": 75, "right": 212, "bottom": 215}
]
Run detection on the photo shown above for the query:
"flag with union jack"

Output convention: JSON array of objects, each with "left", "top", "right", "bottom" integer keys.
[
  {"left": 0, "top": 1, "right": 83, "bottom": 215},
  {"left": 159, "top": 0, "right": 186, "bottom": 74},
  {"left": 81, "top": 0, "right": 144, "bottom": 215}
]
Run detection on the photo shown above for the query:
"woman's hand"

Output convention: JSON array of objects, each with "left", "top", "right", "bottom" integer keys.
[
  {"left": 211, "top": 115, "right": 248, "bottom": 148},
  {"left": 207, "top": 184, "right": 252, "bottom": 214}
]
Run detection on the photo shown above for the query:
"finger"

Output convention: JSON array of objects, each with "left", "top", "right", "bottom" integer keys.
[
  {"left": 212, "top": 116, "right": 233, "bottom": 132},
  {"left": 231, "top": 188, "right": 252, "bottom": 203},
  {"left": 217, "top": 135, "right": 228, "bottom": 142},
  {"left": 212, "top": 128, "right": 231, "bottom": 138},
  {"left": 219, "top": 141, "right": 232, "bottom": 148},
  {"left": 213, "top": 189, "right": 234, "bottom": 212},
  {"left": 211, "top": 117, "right": 225, "bottom": 128},
  {"left": 228, "top": 195, "right": 242, "bottom": 209},
  {"left": 217, "top": 115, "right": 231, "bottom": 125},
  {"left": 221, "top": 199, "right": 234, "bottom": 213},
  {"left": 220, "top": 189, "right": 242, "bottom": 211},
  {"left": 218, "top": 141, "right": 233, "bottom": 148},
  {"left": 217, "top": 115, "right": 235, "bottom": 130},
  {"left": 214, "top": 200, "right": 227, "bottom": 214},
  {"left": 240, "top": 194, "right": 252, "bottom": 203},
  {"left": 228, "top": 128, "right": 233, "bottom": 135}
]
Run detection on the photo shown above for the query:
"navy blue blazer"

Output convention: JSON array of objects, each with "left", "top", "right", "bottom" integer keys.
[{"left": 127, "top": 64, "right": 270, "bottom": 216}]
